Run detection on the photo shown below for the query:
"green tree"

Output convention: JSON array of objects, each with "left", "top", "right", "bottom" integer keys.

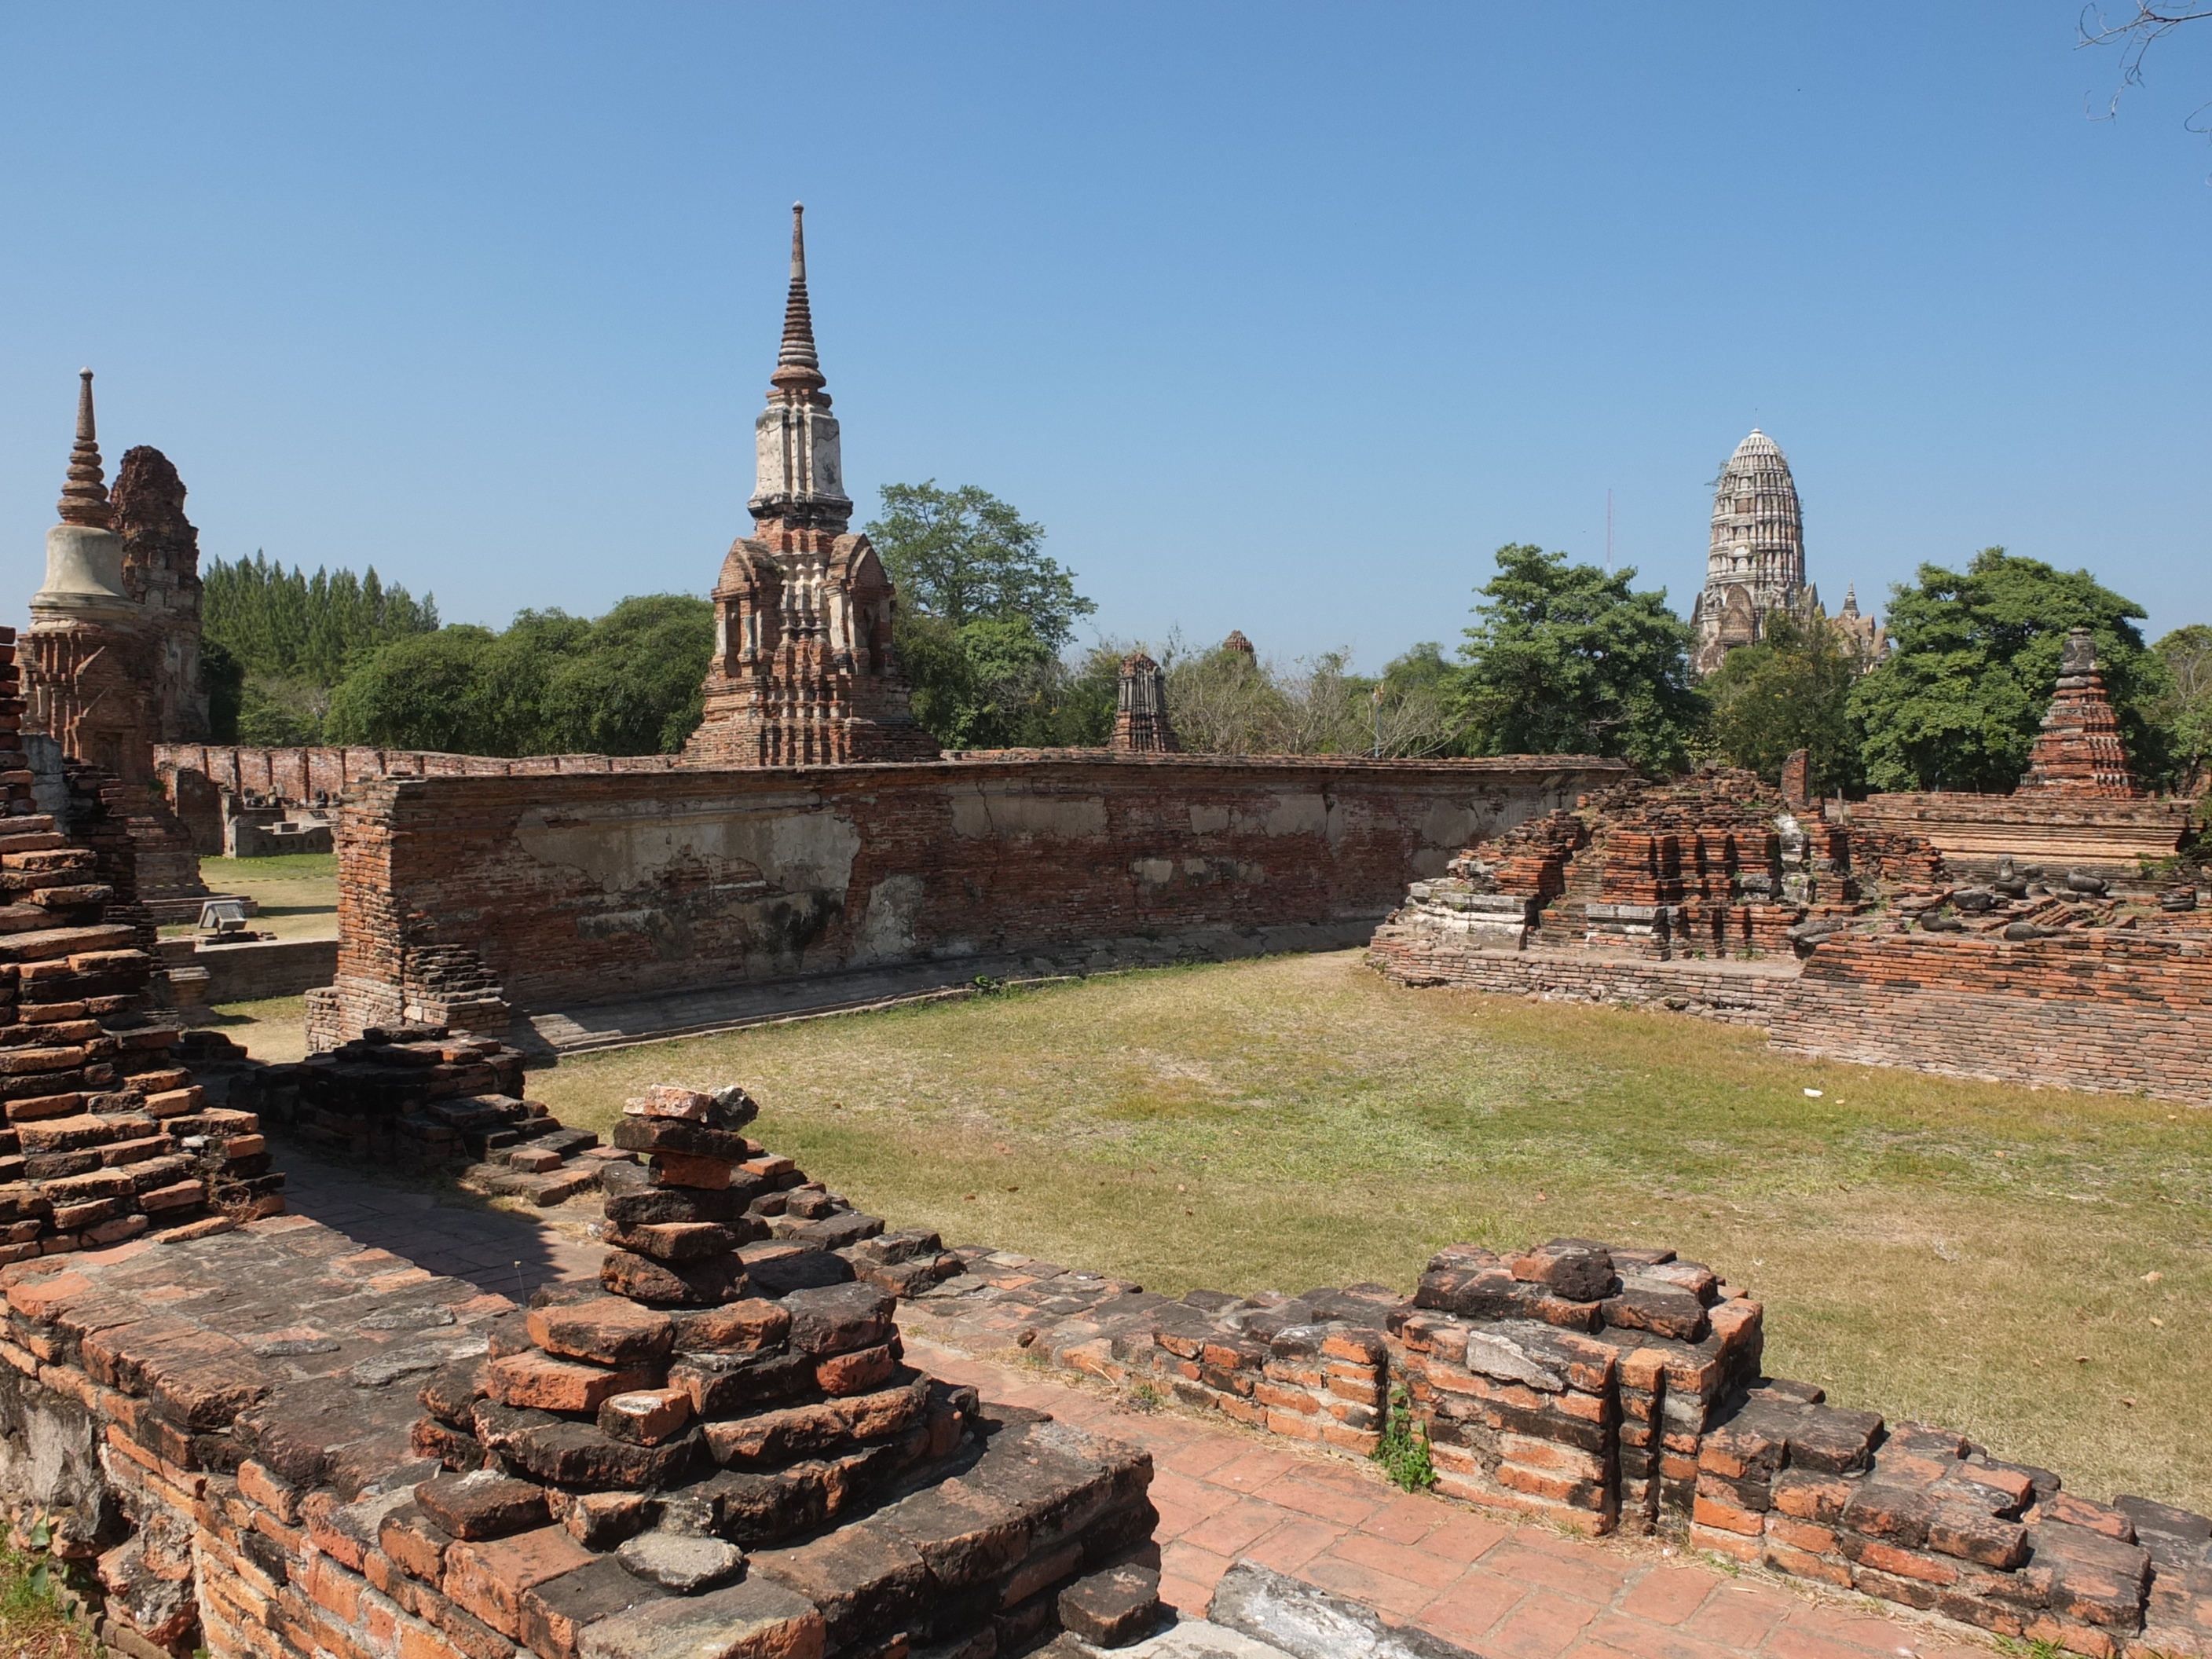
[
  {"left": 1703, "top": 613, "right": 1862, "bottom": 793},
  {"left": 540, "top": 594, "right": 713, "bottom": 754},
  {"left": 1453, "top": 544, "right": 1702, "bottom": 773},
  {"left": 866, "top": 482, "right": 1094, "bottom": 650},
  {"left": 1848, "top": 548, "right": 2168, "bottom": 793},
  {"left": 324, "top": 627, "right": 497, "bottom": 752},
  {"left": 203, "top": 552, "right": 438, "bottom": 681},
  {"left": 320, "top": 595, "right": 714, "bottom": 756},
  {"left": 201, "top": 639, "right": 245, "bottom": 743},
  {"left": 2152, "top": 624, "right": 2212, "bottom": 791},
  {"left": 865, "top": 482, "right": 1105, "bottom": 750},
  {"left": 1166, "top": 635, "right": 1287, "bottom": 753},
  {"left": 203, "top": 552, "right": 440, "bottom": 740}
]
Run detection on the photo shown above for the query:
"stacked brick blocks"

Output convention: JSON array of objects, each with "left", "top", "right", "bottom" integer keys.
[
  {"left": 393, "top": 1082, "right": 1165, "bottom": 1656},
  {"left": 1691, "top": 1391, "right": 2212, "bottom": 1658},
  {"left": 1393, "top": 1240, "right": 1762, "bottom": 1536},
  {"left": 906, "top": 1256, "right": 1399, "bottom": 1457}
]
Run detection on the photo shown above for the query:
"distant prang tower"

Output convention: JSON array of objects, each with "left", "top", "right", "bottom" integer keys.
[
  {"left": 1692, "top": 429, "right": 1811, "bottom": 678},
  {"left": 683, "top": 206, "right": 937, "bottom": 767}
]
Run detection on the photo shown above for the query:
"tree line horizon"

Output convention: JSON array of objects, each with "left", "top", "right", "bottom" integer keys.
[{"left": 198, "top": 482, "right": 2212, "bottom": 797}]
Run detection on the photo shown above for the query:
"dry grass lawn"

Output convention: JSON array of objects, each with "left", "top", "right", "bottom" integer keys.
[
  {"left": 164, "top": 853, "right": 339, "bottom": 941},
  {"left": 531, "top": 949, "right": 2211, "bottom": 1515}
]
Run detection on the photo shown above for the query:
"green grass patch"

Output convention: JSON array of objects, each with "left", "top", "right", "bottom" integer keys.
[
  {"left": 0, "top": 1533, "right": 97, "bottom": 1659},
  {"left": 200, "top": 852, "right": 337, "bottom": 882},
  {"left": 529, "top": 949, "right": 2212, "bottom": 1513},
  {"left": 200, "top": 993, "right": 310, "bottom": 1062}
]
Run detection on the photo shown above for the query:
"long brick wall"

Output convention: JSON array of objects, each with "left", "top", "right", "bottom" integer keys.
[{"left": 319, "top": 753, "right": 1625, "bottom": 1032}]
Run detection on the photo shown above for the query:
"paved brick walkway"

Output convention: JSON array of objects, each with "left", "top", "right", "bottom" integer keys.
[
  {"left": 903, "top": 1335, "right": 1988, "bottom": 1659},
  {"left": 277, "top": 1147, "right": 1990, "bottom": 1659}
]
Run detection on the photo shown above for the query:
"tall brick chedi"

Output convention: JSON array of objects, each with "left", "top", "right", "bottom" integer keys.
[
  {"left": 24, "top": 372, "right": 152, "bottom": 779},
  {"left": 683, "top": 207, "right": 936, "bottom": 767},
  {"left": 23, "top": 374, "right": 211, "bottom": 914}
]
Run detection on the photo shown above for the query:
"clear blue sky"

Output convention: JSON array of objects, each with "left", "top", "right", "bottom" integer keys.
[{"left": 3, "top": 5, "right": 2207, "bottom": 668}]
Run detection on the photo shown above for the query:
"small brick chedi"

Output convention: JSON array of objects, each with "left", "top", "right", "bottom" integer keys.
[
  {"left": 2020, "top": 628, "right": 2141, "bottom": 797},
  {"left": 683, "top": 207, "right": 937, "bottom": 769},
  {"left": 1108, "top": 654, "right": 1176, "bottom": 755}
]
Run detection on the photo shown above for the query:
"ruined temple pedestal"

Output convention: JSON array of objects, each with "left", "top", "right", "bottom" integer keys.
[{"left": 400, "top": 1082, "right": 1163, "bottom": 1656}]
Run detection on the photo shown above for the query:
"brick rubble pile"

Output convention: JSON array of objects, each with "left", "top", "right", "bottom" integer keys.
[
  {"left": 393, "top": 1081, "right": 1164, "bottom": 1656},
  {"left": 0, "top": 621, "right": 277, "bottom": 1260}
]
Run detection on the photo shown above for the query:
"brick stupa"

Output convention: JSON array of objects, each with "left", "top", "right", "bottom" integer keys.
[
  {"left": 2019, "top": 628, "right": 2142, "bottom": 798},
  {"left": 683, "top": 207, "right": 938, "bottom": 769}
]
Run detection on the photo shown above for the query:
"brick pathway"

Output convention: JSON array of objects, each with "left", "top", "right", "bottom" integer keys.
[
  {"left": 277, "top": 1148, "right": 1991, "bottom": 1659},
  {"left": 908, "top": 1338, "right": 1990, "bottom": 1659}
]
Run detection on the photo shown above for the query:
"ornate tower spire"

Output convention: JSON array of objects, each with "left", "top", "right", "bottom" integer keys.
[
  {"left": 771, "top": 203, "right": 822, "bottom": 389},
  {"left": 749, "top": 202, "right": 852, "bottom": 532},
  {"left": 1692, "top": 427, "right": 1805, "bottom": 677},
  {"left": 57, "top": 370, "right": 112, "bottom": 529}
]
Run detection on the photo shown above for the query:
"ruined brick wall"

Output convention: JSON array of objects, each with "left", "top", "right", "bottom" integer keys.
[
  {"left": 1774, "top": 931, "right": 2212, "bottom": 1101},
  {"left": 153, "top": 746, "right": 681, "bottom": 820},
  {"left": 1847, "top": 793, "right": 2193, "bottom": 884},
  {"left": 324, "top": 753, "right": 1625, "bottom": 1023},
  {"left": 915, "top": 1230, "right": 2211, "bottom": 1657},
  {"left": 1370, "top": 929, "right": 2212, "bottom": 1106},
  {"left": 111, "top": 448, "right": 210, "bottom": 748},
  {"left": 1363, "top": 937, "right": 1794, "bottom": 1027}
]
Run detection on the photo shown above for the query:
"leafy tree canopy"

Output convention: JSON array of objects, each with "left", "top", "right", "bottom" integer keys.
[
  {"left": 1454, "top": 544, "right": 1702, "bottom": 774},
  {"left": 2152, "top": 624, "right": 2212, "bottom": 791},
  {"left": 866, "top": 482, "right": 1111, "bottom": 750},
  {"left": 322, "top": 595, "right": 712, "bottom": 756},
  {"left": 1703, "top": 613, "right": 1862, "bottom": 795},
  {"left": 1848, "top": 548, "right": 2167, "bottom": 793},
  {"left": 866, "top": 481, "right": 1095, "bottom": 652}
]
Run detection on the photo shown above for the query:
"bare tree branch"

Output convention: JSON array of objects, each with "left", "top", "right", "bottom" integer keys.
[{"left": 2078, "top": 2, "right": 2212, "bottom": 137}]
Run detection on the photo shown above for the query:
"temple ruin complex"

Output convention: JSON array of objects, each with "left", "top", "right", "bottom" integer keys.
[
  {"left": 1691, "top": 429, "right": 1888, "bottom": 677},
  {"left": 9, "top": 226, "right": 2212, "bottom": 1659}
]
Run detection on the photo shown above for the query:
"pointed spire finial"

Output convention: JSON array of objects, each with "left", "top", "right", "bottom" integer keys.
[
  {"left": 771, "top": 200, "right": 823, "bottom": 391},
  {"left": 57, "top": 368, "right": 112, "bottom": 529}
]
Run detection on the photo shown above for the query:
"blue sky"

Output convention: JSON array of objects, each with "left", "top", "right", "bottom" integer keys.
[{"left": 2, "top": 5, "right": 2207, "bottom": 667}]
